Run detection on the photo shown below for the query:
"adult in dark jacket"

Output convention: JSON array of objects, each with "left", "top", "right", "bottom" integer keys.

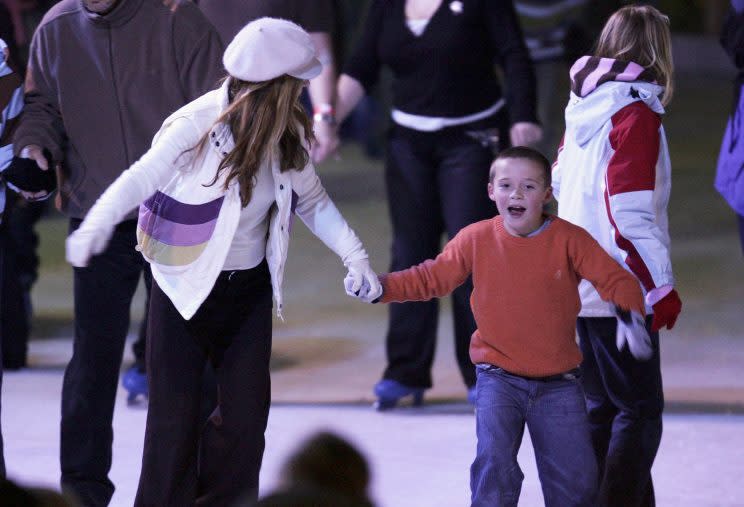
[
  {"left": 12, "top": 0, "right": 223, "bottom": 504},
  {"left": 335, "top": 0, "right": 541, "bottom": 409}
]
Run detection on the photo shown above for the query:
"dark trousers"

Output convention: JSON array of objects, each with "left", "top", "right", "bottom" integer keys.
[
  {"left": 135, "top": 261, "right": 273, "bottom": 507},
  {"left": 382, "top": 121, "right": 499, "bottom": 389},
  {"left": 0, "top": 196, "right": 34, "bottom": 370},
  {"left": 0, "top": 221, "right": 6, "bottom": 479},
  {"left": 577, "top": 317, "right": 664, "bottom": 507},
  {"left": 738, "top": 213, "right": 744, "bottom": 255},
  {"left": 131, "top": 265, "right": 152, "bottom": 372},
  {"left": 61, "top": 218, "right": 147, "bottom": 506}
]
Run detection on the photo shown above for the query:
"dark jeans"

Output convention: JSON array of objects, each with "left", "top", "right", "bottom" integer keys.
[
  {"left": 135, "top": 261, "right": 273, "bottom": 507},
  {"left": 382, "top": 120, "right": 500, "bottom": 389},
  {"left": 0, "top": 222, "right": 6, "bottom": 479},
  {"left": 577, "top": 317, "right": 664, "bottom": 507},
  {"left": 61, "top": 218, "right": 147, "bottom": 506},
  {"left": 0, "top": 196, "right": 36, "bottom": 370},
  {"left": 738, "top": 213, "right": 744, "bottom": 255},
  {"left": 470, "top": 365, "right": 598, "bottom": 507},
  {"left": 131, "top": 265, "right": 152, "bottom": 372}
]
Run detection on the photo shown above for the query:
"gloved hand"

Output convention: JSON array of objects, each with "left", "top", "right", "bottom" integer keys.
[
  {"left": 65, "top": 225, "right": 113, "bottom": 268},
  {"left": 344, "top": 259, "right": 382, "bottom": 303},
  {"left": 651, "top": 289, "right": 681, "bottom": 332},
  {"left": 614, "top": 305, "right": 653, "bottom": 360},
  {"left": 16, "top": 144, "right": 54, "bottom": 201}
]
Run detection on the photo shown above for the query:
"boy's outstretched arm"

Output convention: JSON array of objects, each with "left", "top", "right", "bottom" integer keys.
[
  {"left": 569, "top": 226, "right": 645, "bottom": 315},
  {"left": 378, "top": 232, "right": 474, "bottom": 304},
  {"left": 570, "top": 227, "right": 652, "bottom": 358}
]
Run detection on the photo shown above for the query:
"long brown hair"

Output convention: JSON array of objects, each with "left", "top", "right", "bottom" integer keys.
[
  {"left": 594, "top": 4, "right": 674, "bottom": 106},
  {"left": 199, "top": 75, "right": 314, "bottom": 206}
]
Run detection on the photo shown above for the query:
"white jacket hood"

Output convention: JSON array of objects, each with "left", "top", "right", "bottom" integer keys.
[{"left": 565, "top": 56, "right": 666, "bottom": 146}]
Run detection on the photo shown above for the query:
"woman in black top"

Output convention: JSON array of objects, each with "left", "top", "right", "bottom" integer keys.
[{"left": 332, "top": 0, "right": 542, "bottom": 409}]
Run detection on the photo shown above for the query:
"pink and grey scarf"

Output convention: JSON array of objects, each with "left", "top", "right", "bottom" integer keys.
[{"left": 569, "top": 56, "right": 657, "bottom": 97}]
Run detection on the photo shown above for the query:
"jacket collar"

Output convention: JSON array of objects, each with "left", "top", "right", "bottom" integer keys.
[
  {"left": 208, "top": 79, "right": 235, "bottom": 157},
  {"left": 81, "top": 0, "right": 144, "bottom": 27},
  {"left": 564, "top": 80, "right": 665, "bottom": 147}
]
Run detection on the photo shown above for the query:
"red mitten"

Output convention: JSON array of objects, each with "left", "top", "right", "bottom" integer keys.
[{"left": 651, "top": 289, "right": 682, "bottom": 332}]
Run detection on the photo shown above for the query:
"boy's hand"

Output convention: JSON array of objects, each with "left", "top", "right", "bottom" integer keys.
[
  {"left": 344, "top": 259, "right": 382, "bottom": 303},
  {"left": 651, "top": 289, "right": 681, "bottom": 332},
  {"left": 614, "top": 305, "right": 653, "bottom": 360}
]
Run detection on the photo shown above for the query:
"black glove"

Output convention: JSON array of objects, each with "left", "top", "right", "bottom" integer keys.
[{"left": 3, "top": 155, "right": 57, "bottom": 194}]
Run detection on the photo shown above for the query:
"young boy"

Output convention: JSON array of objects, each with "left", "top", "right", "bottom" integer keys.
[{"left": 350, "top": 146, "right": 647, "bottom": 506}]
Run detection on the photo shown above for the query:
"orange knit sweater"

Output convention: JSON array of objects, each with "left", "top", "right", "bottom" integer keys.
[{"left": 380, "top": 216, "right": 645, "bottom": 377}]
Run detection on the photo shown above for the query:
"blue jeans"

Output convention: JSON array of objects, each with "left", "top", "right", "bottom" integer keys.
[{"left": 470, "top": 365, "right": 598, "bottom": 507}]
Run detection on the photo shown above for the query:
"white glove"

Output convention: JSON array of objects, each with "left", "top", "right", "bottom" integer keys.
[
  {"left": 614, "top": 305, "right": 653, "bottom": 360},
  {"left": 65, "top": 226, "right": 113, "bottom": 267},
  {"left": 344, "top": 259, "right": 382, "bottom": 303}
]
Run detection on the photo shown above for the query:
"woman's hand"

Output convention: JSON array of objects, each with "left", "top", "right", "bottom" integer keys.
[
  {"left": 65, "top": 226, "right": 114, "bottom": 268},
  {"left": 311, "top": 120, "right": 340, "bottom": 164},
  {"left": 344, "top": 259, "right": 382, "bottom": 303},
  {"left": 509, "top": 122, "right": 543, "bottom": 147}
]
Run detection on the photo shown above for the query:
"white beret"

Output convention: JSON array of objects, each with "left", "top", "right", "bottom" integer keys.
[{"left": 223, "top": 17, "right": 322, "bottom": 82}]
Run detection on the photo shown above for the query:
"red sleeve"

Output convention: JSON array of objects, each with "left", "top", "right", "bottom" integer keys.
[
  {"left": 607, "top": 102, "right": 660, "bottom": 196},
  {"left": 380, "top": 229, "right": 474, "bottom": 303},
  {"left": 604, "top": 101, "right": 661, "bottom": 290}
]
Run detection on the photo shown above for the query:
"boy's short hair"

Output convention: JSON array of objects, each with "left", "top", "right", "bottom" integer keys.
[{"left": 489, "top": 146, "right": 552, "bottom": 188}]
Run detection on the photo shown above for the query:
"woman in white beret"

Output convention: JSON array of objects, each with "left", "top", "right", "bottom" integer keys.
[{"left": 65, "top": 17, "right": 381, "bottom": 506}]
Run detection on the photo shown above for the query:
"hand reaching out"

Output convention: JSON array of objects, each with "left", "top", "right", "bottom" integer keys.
[{"left": 344, "top": 259, "right": 382, "bottom": 303}]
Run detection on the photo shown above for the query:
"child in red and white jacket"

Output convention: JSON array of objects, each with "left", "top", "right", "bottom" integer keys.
[{"left": 552, "top": 6, "right": 682, "bottom": 507}]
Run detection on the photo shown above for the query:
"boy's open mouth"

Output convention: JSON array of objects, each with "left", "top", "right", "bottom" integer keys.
[{"left": 507, "top": 206, "right": 526, "bottom": 217}]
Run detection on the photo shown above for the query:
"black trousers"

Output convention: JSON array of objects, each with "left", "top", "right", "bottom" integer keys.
[
  {"left": 135, "top": 261, "right": 273, "bottom": 507},
  {"left": 61, "top": 219, "right": 147, "bottom": 506},
  {"left": 382, "top": 120, "right": 500, "bottom": 389},
  {"left": 0, "top": 196, "right": 34, "bottom": 370},
  {"left": 577, "top": 316, "right": 664, "bottom": 507},
  {"left": 0, "top": 220, "right": 6, "bottom": 479}
]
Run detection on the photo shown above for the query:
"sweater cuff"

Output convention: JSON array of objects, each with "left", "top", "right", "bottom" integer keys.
[{"left": 377, "top": 274, "right": 391, "bottom": 303}]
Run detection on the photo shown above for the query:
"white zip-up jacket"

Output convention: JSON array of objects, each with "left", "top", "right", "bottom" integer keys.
[
  {"left": 74, "top": 79, "right": 368, "bottom": 320},
  {"left": 554, "top": 65, "right": 674, "bottom": 317}
]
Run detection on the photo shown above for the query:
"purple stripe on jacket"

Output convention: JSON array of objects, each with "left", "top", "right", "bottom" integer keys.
[
  {"left": 142, "top": 191, "right": 224, "bottom": 225},
  {"left": 138, "top": 206, "right": 218, "bottom": 247}
]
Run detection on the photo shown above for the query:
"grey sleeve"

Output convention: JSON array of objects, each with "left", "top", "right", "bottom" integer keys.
[
  {"left": 293, "top": 0, "right": 336, "bottom": 33},
  {"left": 174, "top": 4, "right": 226, "bottom": 101},
  {"left": 12, "top": 26, "right": 66, "bottom": 163}
]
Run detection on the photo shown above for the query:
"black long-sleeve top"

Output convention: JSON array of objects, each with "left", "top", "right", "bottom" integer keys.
[{"left": 344, "top": 0, "right": 538, "bottom": 124}]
